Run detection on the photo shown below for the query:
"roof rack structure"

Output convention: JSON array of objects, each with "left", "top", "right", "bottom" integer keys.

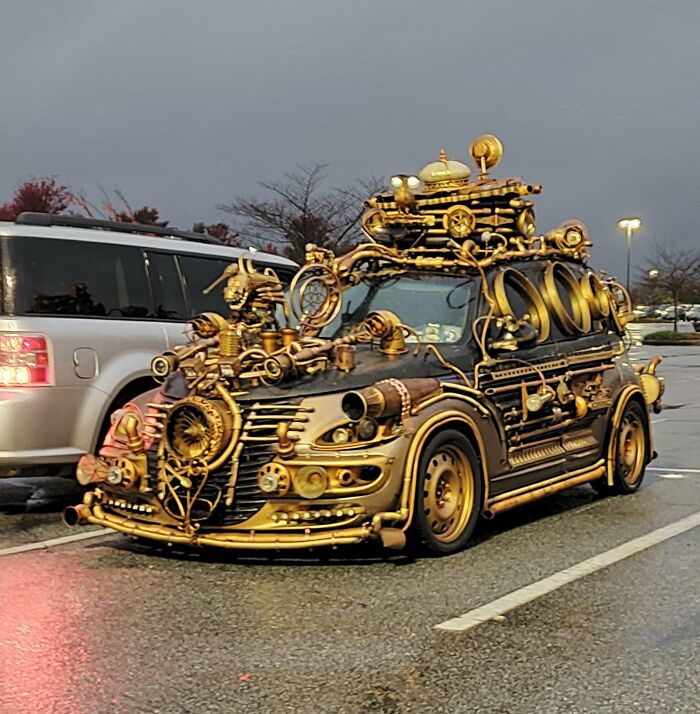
[{"left": 14, "top": 212, "right": 223, "bottom": 245}]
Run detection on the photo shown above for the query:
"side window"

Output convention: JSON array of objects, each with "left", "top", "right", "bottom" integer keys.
[
  {"left": 8, "top": 237, "right": 151, "bottom": 318},
  {"left": 178, "top": 255, "right": 234, "bottom": 317},
  {"left": 145, "top": 252, "right": 187, "bottom": 321}
]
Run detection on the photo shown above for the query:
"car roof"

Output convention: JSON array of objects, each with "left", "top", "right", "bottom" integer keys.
[{"left": 0, "top": 220, "right": 297, "bottom": 271}]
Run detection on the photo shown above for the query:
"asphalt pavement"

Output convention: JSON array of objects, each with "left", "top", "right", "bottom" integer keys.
[{"left": 1, "top": 344, "right": 699, "bottom": 713}]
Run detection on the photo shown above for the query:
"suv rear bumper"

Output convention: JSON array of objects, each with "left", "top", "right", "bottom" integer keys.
[{"left": 0, "top": 385, "right": 100, "bottom": 474}]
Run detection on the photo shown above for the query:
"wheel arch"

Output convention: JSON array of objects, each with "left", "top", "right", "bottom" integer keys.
[
  {"left": 401, "top": 410, "right": 490, "bottom": 533},
  {"left": 92, "top": 375, "right": 159, "bottom": 451},
  {"left": 604, "top": 385, "right": 650, "bottom": 486}
]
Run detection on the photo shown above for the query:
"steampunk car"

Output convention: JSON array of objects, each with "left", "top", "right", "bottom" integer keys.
[{"left": 64, "top": 135, "right": 664, "bottom": 555}]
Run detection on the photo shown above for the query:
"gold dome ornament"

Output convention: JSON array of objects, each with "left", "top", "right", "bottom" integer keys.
[
  {"left": 470, "top": 134, "right": 504, "bottom": 178},
  {"left": 418, "top": 149, "right": 472, "bottom": 190}
]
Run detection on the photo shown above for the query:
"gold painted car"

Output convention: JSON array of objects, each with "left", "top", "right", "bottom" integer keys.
[{"left": 65, "top": 135, "right": 664, "bottom": 555}]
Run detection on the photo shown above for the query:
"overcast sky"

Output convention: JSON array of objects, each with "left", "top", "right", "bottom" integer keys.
[{"left": 2, "top": 0, "right": 698, "bottom": 279}]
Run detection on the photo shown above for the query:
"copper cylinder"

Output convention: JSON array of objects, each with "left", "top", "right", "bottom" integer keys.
[
  {"left": 342, "top": 377, "right": 441, "bottom": 420},
  {"left": 335, "top": 344, "right": 356, "bottom": 372},
  {"left": 281, "top": 327, "right": 299, "bottom": 347},
  {"left": 261, "top": 331, "right": 281, "bottom": 354}
]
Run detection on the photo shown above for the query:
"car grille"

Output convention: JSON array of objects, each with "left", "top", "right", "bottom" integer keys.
[{"left": 212, "top": 397, "right": 307, "bottom": 526}]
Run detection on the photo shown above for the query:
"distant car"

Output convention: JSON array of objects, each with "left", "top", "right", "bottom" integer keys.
[
  {"left": 633, "top": 305, "right": 656, "bottom": 319},
  {"left": 659, "top": 305, "right": 686, "bottom": 321},
  {"left": 685, "top": 305, "right": 700, "bottom": 322},
  {"left": 0, "top": 213, "right": 295, "bottom": 477}
]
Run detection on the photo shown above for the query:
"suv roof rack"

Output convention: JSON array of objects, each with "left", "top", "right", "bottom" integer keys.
[{"left": 15, "top": 212, "right": 223, "bottom": 245}]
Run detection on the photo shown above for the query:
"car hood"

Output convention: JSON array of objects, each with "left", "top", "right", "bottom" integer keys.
[{"left": 242, "top": 343, "right": 469, "bottom": 402}]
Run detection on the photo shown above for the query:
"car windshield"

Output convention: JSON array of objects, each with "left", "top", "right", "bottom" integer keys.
[{"left": 324, "top": 273, "right": 474, "bottom": 343}]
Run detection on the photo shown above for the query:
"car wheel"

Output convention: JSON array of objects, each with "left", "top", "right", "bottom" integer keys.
[
  {"left": 412, "top": 429, "right": 483, "bottom": 555},
  {"left": 592, "top": 400, "right": 648, "bottom": 496}
]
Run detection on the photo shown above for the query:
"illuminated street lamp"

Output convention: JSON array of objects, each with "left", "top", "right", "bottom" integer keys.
[
  {"left": 648, "top": 268, "right": 659, "bottom": 279},
  {"left": 618, "top": 217, "right": 642, "bottom": 293}
]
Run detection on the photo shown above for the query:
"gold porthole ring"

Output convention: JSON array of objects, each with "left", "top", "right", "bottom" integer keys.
[
  {"left": 442, "top": 205, "right": 476, "bottom": 239},
  {"left": 492, "top": 268, "right": 550, "bottom": 343},
  {"left": 580, "top": 272, "right": 611, "bottom": 319},
  {"left": 542, "top": 262, "right": 592, "bottom": 334}
]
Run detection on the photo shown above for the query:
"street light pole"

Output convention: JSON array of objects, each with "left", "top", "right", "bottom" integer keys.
[{"left": 617, "top": 217, "right": 642, "bottom": 294}]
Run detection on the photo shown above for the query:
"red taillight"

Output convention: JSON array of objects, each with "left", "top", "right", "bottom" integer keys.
[{"left": 0, "top": 333, "right": 51, "bottom": 386}]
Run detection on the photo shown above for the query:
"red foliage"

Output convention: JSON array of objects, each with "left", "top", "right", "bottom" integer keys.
[
  {"left": 0, "top": 177, "right": 71, "bottom": 221},
  {"left": 113, "top": 207, "right": 168, "bottom": 226},
  {"left": 203, "top": 222, "right": 240, "bottom": 246}
]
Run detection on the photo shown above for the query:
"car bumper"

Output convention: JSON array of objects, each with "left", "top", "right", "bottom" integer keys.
[
  {"left": 73, "top": 501, "right": 375, "bottom": 550},
  {"left": 0, "top": 385, "right": 99, "bottom": 473}
]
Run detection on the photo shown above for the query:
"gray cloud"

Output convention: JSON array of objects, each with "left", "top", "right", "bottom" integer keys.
[{"left": 1, "top": 0, "right": 697, "bottom": 279}]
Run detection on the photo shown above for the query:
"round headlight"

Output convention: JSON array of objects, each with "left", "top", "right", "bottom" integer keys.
[
  {"left": 356, "top": 417, "right": 378, "bottom": 441},
  {"left": 259, "top": 473, "right": 279, "bottom": 493},
  {"left": 293, "top": 466, "right": 328, "bottom": 499},
  {"left": 406, "top": 175, "right": 421, "bottom": 190},
  {"left": 389, "top": 175, "right": 404, "bottom": 189},
  {"left": 332, "top": 427, "right": 352, "bottom": 444},
  {"left": 106, "top": 465, "right": 123, "bottom": 485}
]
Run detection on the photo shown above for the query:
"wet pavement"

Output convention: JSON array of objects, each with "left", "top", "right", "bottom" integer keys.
[{"left": 1, "top": 345, "right": 699, "bottom": 713}]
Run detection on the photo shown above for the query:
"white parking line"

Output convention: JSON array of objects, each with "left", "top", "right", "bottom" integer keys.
[
  {"left": 435, "top": 510, "right": 700, "bottom": 632},
  {"left": 657, "top": 473, "right": 685, "bottom": 479},
  {"left": 0, "top": 528, "right": 112, "bottom": 557},
  {"left": 648, "top": 466, "right": 700, "bottom": 473},
  {"left": 651, "top": 418, "right": 668, "bottom": 424}
]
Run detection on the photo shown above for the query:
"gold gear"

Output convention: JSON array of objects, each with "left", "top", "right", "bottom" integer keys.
[{"left": 442, "top": 205, "right": 476, "bottom": 239}]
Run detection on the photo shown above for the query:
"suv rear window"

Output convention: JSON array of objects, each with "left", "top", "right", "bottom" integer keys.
[
  {"left": 1, "top": 236, "right": 152, "bottom": 318},
  {"left": 178, "top": 255, "right": 234, "bottom": 317}
]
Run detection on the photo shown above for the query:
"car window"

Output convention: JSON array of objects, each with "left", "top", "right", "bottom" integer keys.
[
  {"left": 324, "top": 274, "right": 474, "bottom": 343},
  {"left": 145, "top": 252, "right": 187, "bottom": 321},
  {"left": 2, "top": 236, "right": 152, "bottom": 318},
  {"left": 177, "top": 255, "right": 233, "bottom": 317}
]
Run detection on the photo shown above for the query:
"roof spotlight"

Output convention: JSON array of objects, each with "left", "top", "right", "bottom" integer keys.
[
  {"left": 389, "top": 175, "right": 405, "bottom": 189},
  {"left": 406, "top": 175, "right": 421, "bottom": 190}
]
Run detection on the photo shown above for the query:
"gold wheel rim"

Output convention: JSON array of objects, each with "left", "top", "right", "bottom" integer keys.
[
  {"left": 423, "top": 445, "right": 474, "bottom": 543},
  {"left": 618, "top": 413, "right": 645, "bottom": 486}
]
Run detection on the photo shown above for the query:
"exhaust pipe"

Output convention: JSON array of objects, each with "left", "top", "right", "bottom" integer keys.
[
  {"left": 342, "top": 378, "right": 441, "bottom": 421},
  {"left": 62, "top": 504, "right": 90, "bottom": 527}
]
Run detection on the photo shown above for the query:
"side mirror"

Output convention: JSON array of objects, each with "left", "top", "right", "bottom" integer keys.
[{"left": 488, "top": 313, "right": 538, "bottom": 352}]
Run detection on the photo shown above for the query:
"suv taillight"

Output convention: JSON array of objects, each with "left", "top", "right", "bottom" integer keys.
[{"left": 0, "top": 334, "right": 51, "bottom": 386}]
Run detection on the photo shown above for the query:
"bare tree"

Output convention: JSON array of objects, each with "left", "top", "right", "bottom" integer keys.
[
  {"left": 218, "top": 164, "right": 382, "bottom": 263},
  {"left": 641, "top": 243, "right": 700, "bottom": 331},
  {"left": 69, "top": 187, "right": 168, "bottom": 226}
]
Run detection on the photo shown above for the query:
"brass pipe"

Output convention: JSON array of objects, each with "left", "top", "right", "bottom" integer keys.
[
  {"left": 87, "top": 504, "right": 373, "bottom": 549},
  {"left": 206, "top": 383, "right": 243, "bottom": 472},
  {"left": 510, "top": 418, "right": 575, "bottom": 442},
  {"left": 487, "top": 464, "right": 605, "bottom": 515},
  {"left": 484, "top": 363, "right": 615, "bottom": 396},
  {"left": 62, "top": 504, "right": 91, "bottom": 527}
]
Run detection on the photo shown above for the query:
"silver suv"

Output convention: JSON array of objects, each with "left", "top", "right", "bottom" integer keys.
[{"left": 0, "top": 213, "right": 295, "bottom": 477}]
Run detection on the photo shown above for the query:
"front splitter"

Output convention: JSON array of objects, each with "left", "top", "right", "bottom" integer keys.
[{"left": 80, "top": 503, "right": 375, "bottom": 550}]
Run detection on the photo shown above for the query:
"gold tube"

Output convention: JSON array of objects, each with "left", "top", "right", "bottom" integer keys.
[{"left": 487, "top": 464, "right": 605, "bottom": 514}]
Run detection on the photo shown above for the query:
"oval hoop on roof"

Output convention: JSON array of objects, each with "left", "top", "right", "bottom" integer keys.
[
  {"left": 493, "top": 268, "right": 550, "bottom": 343},
  {"left": 580, "top": 272, "right": 611, "bottom": 319},
  {"left": 542, "top": 262, "right": 592, "bottom": 335}
]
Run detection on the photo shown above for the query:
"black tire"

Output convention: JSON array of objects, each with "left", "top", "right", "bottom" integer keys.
[
  {"left": 592, "top": 400, "right": 648, "bottom": 496},
  {"left": 412, "top": 429, "right": 483, "bottom": 555}
]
